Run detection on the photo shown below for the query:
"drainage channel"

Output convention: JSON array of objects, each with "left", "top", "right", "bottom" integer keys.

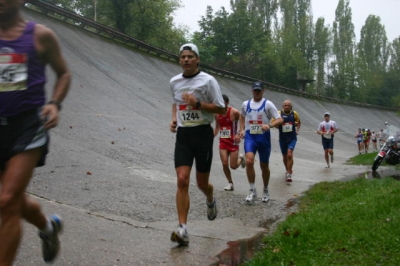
[
  {"left": 212, "top": 198, "right": 298, "bottom": 266},
  {"left": 341, "top": 168, "right": 400, "bottom": 181},
  {"left": 212, "top": 231, "right": 266, "bottom": 266}
]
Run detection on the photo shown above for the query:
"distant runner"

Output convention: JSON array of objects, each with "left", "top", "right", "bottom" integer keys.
[
  {"left": 275, "top": 100, "right": 301, "bottom": 182},
  {"left": 317, "top": 112, "right": 338, "bottom": 168}
]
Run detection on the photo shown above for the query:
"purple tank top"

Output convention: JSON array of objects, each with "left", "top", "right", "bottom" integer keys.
[{"left": 0, "top": 21, "right": 46, "bottom": 116}]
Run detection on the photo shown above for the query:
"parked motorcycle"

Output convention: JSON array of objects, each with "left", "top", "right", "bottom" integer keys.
[{"left": 372, "top": 135, "right": 400, "bottom": 171}]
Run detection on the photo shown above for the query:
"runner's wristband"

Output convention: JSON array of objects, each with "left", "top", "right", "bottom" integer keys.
[{"left": 48, "top": 100, "right": 62, "bottom": 111}]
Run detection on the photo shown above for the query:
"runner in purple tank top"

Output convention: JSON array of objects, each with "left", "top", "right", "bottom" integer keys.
[{"left": 0, "top": 1, "right": 71, "bottom": 265}]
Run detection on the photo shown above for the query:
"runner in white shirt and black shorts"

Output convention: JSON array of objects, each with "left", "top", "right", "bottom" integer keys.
[
  {"left": 317, "top": 112, "right": 339, "bottom": 168},
  {"left": 169, "top": 43, "right": 225, "bottom": 245}
]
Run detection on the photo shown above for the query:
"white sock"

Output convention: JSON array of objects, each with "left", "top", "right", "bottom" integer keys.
[
  {"left": 41, "top": 218, "right": 53, "bottom": 235},
  {"left": 180, "top": 223, "right": 187, "bottom": 230},
  {"left": 249, "top": 183, "right": 255, "bottom": 190}
]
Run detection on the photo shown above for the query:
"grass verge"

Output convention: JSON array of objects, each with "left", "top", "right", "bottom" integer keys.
[
  {"left": 246, "top": 170, "right": 400, "bottom": 265},
  {"left": 346, "top": 152, "right": 379, "bottom": 165}
]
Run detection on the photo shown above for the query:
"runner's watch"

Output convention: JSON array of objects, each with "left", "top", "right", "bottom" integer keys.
[
  {"left": 195, "top": 99, "right": 201, "bottom": 109},
  {"left": 48, "top": 100, "right": 62, "bottom": 111}
]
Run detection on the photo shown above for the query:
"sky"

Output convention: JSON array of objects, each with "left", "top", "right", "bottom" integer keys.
[{"left": 173, "top": 0, "right": 399, "bottom": 42}]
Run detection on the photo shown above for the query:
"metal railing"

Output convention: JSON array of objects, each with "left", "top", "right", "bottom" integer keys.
[{"left": 24, "top": 0, "right": 398, "bottom": 112}]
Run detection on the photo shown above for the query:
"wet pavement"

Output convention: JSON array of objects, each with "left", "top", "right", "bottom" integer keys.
[{"left": 12, "top": 9, "right": 400, "bottom": 266}]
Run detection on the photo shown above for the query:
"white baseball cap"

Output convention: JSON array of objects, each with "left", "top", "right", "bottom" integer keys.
[{"left": 179, "top": 43, "right": 199, "bottom": 56}]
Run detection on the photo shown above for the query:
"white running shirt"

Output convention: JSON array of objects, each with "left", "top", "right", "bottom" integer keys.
[{"left": 170, "top": 71, "right": 225, "bottom": 127}]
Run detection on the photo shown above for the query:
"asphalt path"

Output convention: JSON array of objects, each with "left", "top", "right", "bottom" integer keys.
[{"left": 12, "top": 9, "right": 400, "bottom": 266}]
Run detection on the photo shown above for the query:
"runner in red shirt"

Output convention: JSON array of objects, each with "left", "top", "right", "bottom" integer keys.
[{"left": 214, "top": 94, "right": 245, "bottom": 191}]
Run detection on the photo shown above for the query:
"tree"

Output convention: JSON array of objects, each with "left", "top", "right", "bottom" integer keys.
[
  {"left": 332, "top": 0, "right": 356, "bottom": 100},
  {"left": 387, "top": 37, "right": 400, "bottom": 107},
  {"left": 40, "top": 0, "right": 187, "bottom": 53},
  {"left": 277, "top": 0, "right": 314, "bottom": 90},
  {"left": 245, "top": 0, "right": 279, "bottom": 36},
  {"left": 357, "top": 15, "right": 389, "bottom": 105},
  {"left": 192, "top": 6, "right": 230, "bottom": 65},
  {"left": 313, "top": 17, "right": 331, "bottom": 95},
  {"left": 193, "top": 0, "right": 261, "bottom": 74}
]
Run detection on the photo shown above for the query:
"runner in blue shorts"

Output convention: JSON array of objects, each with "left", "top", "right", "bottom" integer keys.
[
  {"left": 355, "top": 128, "right": 364, "bottom": 154},
  {"left": 274, "top": 100, "right": 301, "bottom": 182},
  {"left": 238, "top": 81, "right": 283, "bottom": 204}
]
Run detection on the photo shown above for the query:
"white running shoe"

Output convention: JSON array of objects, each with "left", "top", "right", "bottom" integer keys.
[
  {"left": 207, "top": 197, "right": 217, "bottom": 220},
  {"left": 245, "top": 189, "right": 257, "bottom": 204},
  {"left": 170, "top": 225, "right": 189, "bottom": 245},
  {"left": 262, "top": 190, "right": 270, "bottom": 203},
  {"left": 239, "top": 154, "right": 246, "bottom": 168},
  {"left": 224, "top": 183, "right": 234, "bottom": 191},
  {"left": 285, "top": 173, "right": 292, "bottom": 183}
]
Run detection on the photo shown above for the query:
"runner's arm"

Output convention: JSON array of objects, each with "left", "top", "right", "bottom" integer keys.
[
  {"left": 239, "top": 114, "right": 245, "bottom": 138},
  {"left": 35, "top": 24, "right": 70, "bottom": 129},
  {"left": 294, "top": 111, "right": 301, "bottom": 133},
  {"left": 213, "top": 114, "right": 220, "bottom": 137},
  {"left": 170, "top": 104, "right": 177, "bottom": 133}
]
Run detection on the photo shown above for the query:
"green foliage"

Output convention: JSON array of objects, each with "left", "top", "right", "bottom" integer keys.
[
  {"left": 314, "top": 18, "right": 331, "bottom": 95},
  {"left": 387, "top": 38, "right": 400, "bottom": 108},
  {"left": 332, "top": 0, "right": 356, "bottom": 100},
  {"left": 357, "top": 15, "right": 389, "bottom": 105},
  {"left": 40, "top": 0, "right": 187, "bottom": 53}
]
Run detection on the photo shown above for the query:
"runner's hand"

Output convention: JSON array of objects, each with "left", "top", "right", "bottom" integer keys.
[
  {"left": 42, "top": 104, "right": 60, "bottom": 129},
  {"left": 234, "top": 134, "right": 241, "bottom": 144},
  {"left": 170, "top": 120, "right": 177, "bottom": 133}
]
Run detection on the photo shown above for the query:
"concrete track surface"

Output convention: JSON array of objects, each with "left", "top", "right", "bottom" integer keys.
[{"left": 13, "top": 9, "right": 400, "bottom": 266}]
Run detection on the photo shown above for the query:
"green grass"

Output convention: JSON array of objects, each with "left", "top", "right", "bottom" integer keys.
[
  {"left": 246, "top": 156, "right": 400, "bottom": 266},
  {"left": 346, "top": 152, "right": 379, "bottom": 165}
]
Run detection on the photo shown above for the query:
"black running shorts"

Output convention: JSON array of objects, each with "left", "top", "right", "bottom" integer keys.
[
  {"left": 0, "top": 109, "right": 49, "bottom": 171},
  {"left": 321, "top": 136, "right": 334, "bottom": 150},
  {"left": 174, "top": 124, "right": 214, "bottom": 173}
]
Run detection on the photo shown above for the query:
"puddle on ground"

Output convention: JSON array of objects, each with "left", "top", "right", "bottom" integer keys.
[
  {"left": 212, "top": 231, "right": 266, "bottom": 266},
  {"left": 341, "top": 169, "right": 400, "bottom": 181},
  {"left": 213, "top": 198, "right": 297, "bottom": 266}
]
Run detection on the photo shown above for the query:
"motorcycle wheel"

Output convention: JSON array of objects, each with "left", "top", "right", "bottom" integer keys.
[{"left": 372, "top": 157, "right": 383, "bottom": 171}]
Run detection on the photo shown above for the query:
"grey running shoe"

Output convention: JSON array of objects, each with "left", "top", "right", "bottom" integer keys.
[
  {"left": 239, "top": 154, "right": 246, "bottom": 168},
  {"left": 286, "top": 173, "right": 292, "bottom": 183},
  {"left": 170, "top": 225, "right": 189, "bottom": 245},
  {"left": 207, "top": 198, "right": 217, "bottom": 220},
  {"left": 262, "top": 190, "right": 270, "bottom": 203},
  {"left": 245, "top": 189, "right": 257, "bottom": 204},
  {"left": 224, "top": 183, "right": 234, "bottom": 191},
  {"left": 39, "top": 214, "right": 63, "bottom": 263}
]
